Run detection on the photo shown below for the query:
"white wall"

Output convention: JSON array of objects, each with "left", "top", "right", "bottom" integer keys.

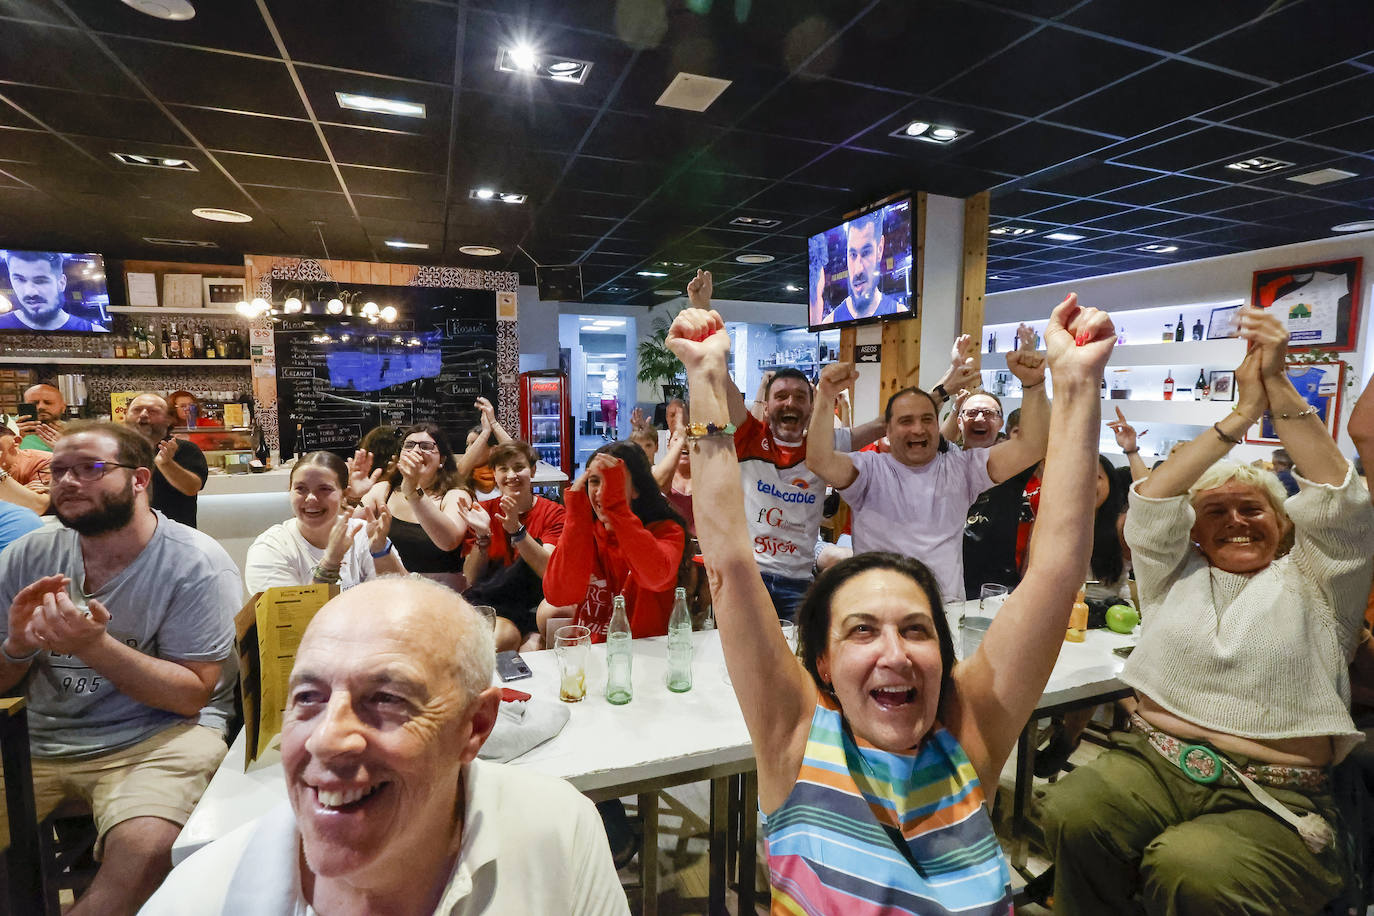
[{"left": 514, "top": 284, "right": 559, "bottom": 371}]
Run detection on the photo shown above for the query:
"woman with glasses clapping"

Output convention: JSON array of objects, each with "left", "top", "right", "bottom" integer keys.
[{"left": 361, "top": 422, "right": 474, "bottom": 590}]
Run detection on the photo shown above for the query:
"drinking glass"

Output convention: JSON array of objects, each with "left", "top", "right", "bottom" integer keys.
[
  {"left": 979, "top": 584, "right": 1009, "bottom": 617},
  {"left": 960, "top": 616, "right": 994, "bottom": 660},
  {"left": 554, "top": 625, "right": 591, "bottom": 703}
]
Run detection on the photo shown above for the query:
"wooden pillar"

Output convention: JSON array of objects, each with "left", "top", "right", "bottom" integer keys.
[
  {"left": 960, "top": 190, "right": 990, "bottom": 371},
  {"left": 879, "top": 192, "right": 926, "bottom": 402}
]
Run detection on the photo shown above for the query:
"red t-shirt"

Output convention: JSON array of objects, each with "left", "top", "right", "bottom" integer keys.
[{"left": 464, "top": 496, "right": 565, "bottom": 566}]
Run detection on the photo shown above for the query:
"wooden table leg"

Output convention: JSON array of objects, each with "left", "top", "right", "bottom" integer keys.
[
  {"left": 737, "top": 770, "right": 759, "bottom": 914},
  {"left": 708, "top": 777, "right": 729, "bottom": 915},
  {"left": 638, "top": 792, "right": 659, "bottom": 916}
]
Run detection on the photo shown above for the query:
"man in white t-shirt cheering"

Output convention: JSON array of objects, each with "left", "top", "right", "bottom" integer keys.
[{"left": 806, "top": 324, "right": 1052, "bottom": 599}]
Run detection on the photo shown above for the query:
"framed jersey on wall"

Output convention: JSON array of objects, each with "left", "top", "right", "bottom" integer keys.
[
  {"left": 1245, "top": 360, "right": 1345, "bottom": 445},
  {"left": 1251, "top": 257, "right": 1362, "bottom": 352}
]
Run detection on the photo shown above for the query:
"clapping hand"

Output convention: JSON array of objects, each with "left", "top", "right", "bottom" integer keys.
[
  {"left": 31, "top": 589, "right": 110, "bottom": 657},
  {"left": 475, "top": 396, "right": 497, "bottom": 428},
  {"left": 496, "top": 493, "right": 522, "bottom": 533},
  {"left": 155, "top": 437, "right": 179, "bottom": 466},
  {"left": 1236, "top": 307, "right": 1289, "bottom": 379},
  {"left": 345, "top": 449, "right": 382, "bottom": 502},
  {"left": 324, "top": 507, "right": 363, "bottom": 567},
  {"left": 1107, "top": 406, "right": 1146, "bottom": 452},
  {"left": 5, "top": 575, "right": 69, "bottom": 657},
  {"left": 360, "top": 503, "right": 392, "bottom": 553},
  {"left": 463, "top": 502, "right": 492, "bottom": 539}
]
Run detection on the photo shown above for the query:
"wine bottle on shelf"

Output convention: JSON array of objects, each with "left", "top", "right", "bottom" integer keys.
[
  {"left": 137, "top": 323, "right": 151, "bottom": 358},
  {"left": 180, "top": 325, "right": 195, "bottom": 359},
  {"left": 1174, "top": 314, "right": 1184, "bottom": 342},
  {"left": 1192, "top": 319, "right": 1204, "bottom": 341},
  {"left": 1195, "top": 369, "right": 1208, "bottom": 399},
  {"left": 1162, "top": 322, "right": 1173, "bottom": 342},
  {"left": 204, "top": 327, "right": 216, "bottom": 359},
  {"left": 1163, "top": 369, "right": 1175, "bottom": 401}
]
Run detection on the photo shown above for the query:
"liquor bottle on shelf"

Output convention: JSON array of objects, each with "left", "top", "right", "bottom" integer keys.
[
  {"left": 167, "top": 322, "right": 180, "bottom": 359},
  {"left": 1174, "top": 314, "right": 1185, "bottom": 342},
  {"left": 987, "top": 331, "right": 997, "bottom": 353},
  {"left": 137, "top": 323, "right": 151, "bottom": 358},
  {"left": 1162, "top": 322, "right": 1173, "bottom": 342},
  {"left": 1192, "top": 319, "right": 1204, "bottom": 341},
  {"left": 1163, "top": 369, "right": 1175, "bottom": 401},
  {"left": 180, "top": 325, "right": 195, "bottom": 359},
  {"left": 160, "top": 322, "right": 170, "bottom": 358},
  {"left": 113, "top": 335, "right": 126, "bottom": 359},
  {"left": 192, "top": 326, "right": 204, "bottom": 355},
  {"left": 215, "top": 329, "right": 229, "bottom": 359},
  {"left": 203, "top": 327, "right": 216, "bottom": 359},
  {"left": 1196, "top": 369, "right": 1208, "bottom": 399}
]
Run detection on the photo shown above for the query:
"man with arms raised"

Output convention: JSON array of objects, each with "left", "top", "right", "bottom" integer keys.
[
  {"left": 808, "top": 321, "right": 1052, "bottom": 599},
  {"left": 144, "top": 576, "right": 628, "bottom": 915},
  {"left": 124, "top": 392, "right": 209, "bottom": 527},
  {"left": 0, "top": 421, "right": 239, "bottom": 915},
  {"left": 823, "top": 211, "right": 903, "bottom": 324},
  {"left": 0, "top": 250, "right": 107, "bottom": 332}
]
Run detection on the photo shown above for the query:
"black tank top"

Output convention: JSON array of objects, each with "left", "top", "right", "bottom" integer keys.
[{"left": 388, "top": 517, "right": 462, "bottom": 573}]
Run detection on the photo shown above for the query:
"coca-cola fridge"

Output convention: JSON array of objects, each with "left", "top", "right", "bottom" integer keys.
[{"left": 519, "top": 370, "right": 571, "bottom": 477}]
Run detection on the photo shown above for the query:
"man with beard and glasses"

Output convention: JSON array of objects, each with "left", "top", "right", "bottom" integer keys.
[
  {"left": 808, "top": 308, "right": 1055, "bottom": 601},
  {"left": 124, "top": 392, "right": 209, "bottom": 528},
  {"left": 0, "top": 421, "right": 240, "bottom": 914}
]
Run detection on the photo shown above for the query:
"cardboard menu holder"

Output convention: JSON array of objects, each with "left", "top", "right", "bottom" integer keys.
[{"left": 236, "top": 585, "right": 339, "bottom": 767}]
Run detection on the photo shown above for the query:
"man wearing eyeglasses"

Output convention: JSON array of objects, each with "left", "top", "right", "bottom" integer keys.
[
  {"left": 0, "top": 421, "right": 241, "bottom": 913},
  {"left": 124, "top": 392, "right": 209, "bottom": 528}
]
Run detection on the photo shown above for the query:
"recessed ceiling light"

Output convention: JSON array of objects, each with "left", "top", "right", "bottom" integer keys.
[
  {"left": 336, "top": 92, "right": 426, "bottom": 119},
  {"left": 603, "top": 286, "right": 634, "bottom": 294},
  {"left": 785, "top": 284, "right": 800, "bottom": 291},
  {"left": 1288, "top": 167, "right": 1358, "bottom": 186},
  {"left": 473, "top": 188, "right": 495, "bottom": 200},
  {"left": 1332, "top": 220, "right": 1374, "bottom": 232},
  {"left": 1138, "top": 243, "right": 1178, "bottom": 253},
  {"left": 654, "top": 289, "right": 682, "bottom": 296},
  {"left": 498, "top": 192, "right": 527, "bottom": 204},
  {"left": 636, "top": 270, "right": 668, "bottom": 278},
  {"left": 735, "top": 253, "right": 775, "bottom": 264},
  {"left": 655, "top": 260, "right": 687, "bottom": 268},
  {"left": 655, "top": 72, "right": 733, "bottom": 112},
  {"left": 1045, "top": 231, "right": 1085, "bottom": 242},
  {"left": 988, "top": 274, "right": 1016, "bottom": 281},
  {"left": 120, "top": 0, "right": 195, "bottom": 20},
  {"left": 989, "top": 226, "right": 1036, "bottom": 236},
  {"left": 469, "top": 188, "right": 525, "bottom": 204},
  {"left": 891, "top": 119, "right": 970, "bottom": 144},
  {"left": 1226, "top": 156, "right": 1294, "bottom": 174},
  {"left": 459, "top": 245, "right": 501, "bottom": 257},
  {"left": 142, "top": 237, "right": 218, "bottom": 248},
  {"left": 385, "top": 240, "right": 429, "bottom": 250},
  {"left": 730, "top": 216, "right": 782, "bottom": 229},
  {"left": 192, "top": 207, "right": 252, "bottom": 223},
  {"left": 113, "top": 152, "right": 197, "bottom": 171},
  {"left": 496, "top": 47, "right": 594, "bottom": 85}
]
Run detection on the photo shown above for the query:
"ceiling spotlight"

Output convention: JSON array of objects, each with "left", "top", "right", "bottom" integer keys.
[
  {"left": 459, "top": 245, "right": 501, "bottom": 257},
  {"left": 1045, "top": 231, "right": 1085, "bottom": 242},
  {"left": 729, "top": 216, "right": 782, "bottom": 229},
  {"left": 326, "top": 298, "right": 344, "bottom": 314},
  {"left": 988, "top": 275, "right": 1016, "bottom": 281},
  {"left": 361, "top": 301, "right": 380, "bottom": 318},
  {"left": 113, "top": 153, "right": 197, "bottom": 170},
  {"left": 654, "top": 289, "right": 683, "bottom": 296},
  {"left": 498, "top": 192, "right": 527, "bottom": 204},
  {"left": 473, "top": 188, "right": 496, "bottom": 200},
  {"left": 989, "top": 226, "right": 1035, "bottom": 236},
  {"left": 336, "top": 92, "right": 426, "bottom": 119},
  {"left": 497, "top": 46, "right": 593, "bottom": 84},
  {"left": 385, "top": 240, "right": 429, "bottom": 250},
  {"left": 192, "top": 206, "right": 252, "bottom": 223},
  {"left": 283, "top": 297, "right": 303, "bottom": 313},
  {"left": 636, "top": 270, "right": 668, "bottom": 278},
  {"left": 380, "top": 305, "right": 398, "bottom": 322},
  {"left": 120, "top": 0, "right": 196, "bottom": 21},
  {"left": 1138, "top": 244, "right": 1178, "bottom": 253},
  {"left": 1225, "top": 156, "right": 1295, "bottom": 174},
  {"left": 507, "top": 44, "right": 539, "bottom": 71},
  {"left": 735, "top": 253, "right": 775, "bottom": 264},
  {"left": 785, "top": 284, "right": 801, "bottom": 292},
  {"left": 892, "top": 119, "right": 969, "bottom": 144},
  {"left": 142, "top": 237, "right": 218, "bottom": 248},
  {"left": 409, "top": 337, "right": 423, "bottom": 347},
  {"left": 1332, "top": 219, "right": 1374, "bottom": 232}
]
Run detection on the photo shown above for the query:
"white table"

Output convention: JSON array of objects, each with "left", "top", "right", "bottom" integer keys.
[{"left": 175, "top": 630, "right": 755, "bottom": 915}]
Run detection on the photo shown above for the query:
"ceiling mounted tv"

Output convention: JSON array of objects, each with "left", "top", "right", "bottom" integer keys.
[
  {"left": 807, "top": 196, "right": 915, "bottom": 331},
  {"left": 0, "top": 249, "right": 111, "bottom": 333}
]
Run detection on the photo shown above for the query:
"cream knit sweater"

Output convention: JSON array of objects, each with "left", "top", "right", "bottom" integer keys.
[{"left": 1122, "top": 464, "right": 1374, "bottom": 762}]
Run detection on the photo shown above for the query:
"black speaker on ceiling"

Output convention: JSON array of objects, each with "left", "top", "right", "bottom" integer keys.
[{"left": 536, "top": 264, "right": 583, "bottom": 302}]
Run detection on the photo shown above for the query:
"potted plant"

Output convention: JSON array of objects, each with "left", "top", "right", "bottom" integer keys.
[{"left": 637, "top": 313, "right": 686, "bottom": 402}]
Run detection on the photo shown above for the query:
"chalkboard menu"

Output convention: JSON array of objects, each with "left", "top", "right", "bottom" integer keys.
[{"left": 271, "top": 281, "right": 498, "bottom": 458}]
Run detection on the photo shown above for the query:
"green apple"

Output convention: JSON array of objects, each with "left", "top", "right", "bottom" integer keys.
[{"left": 1106, "top": 604, "right": 1139, "bottom": 634}]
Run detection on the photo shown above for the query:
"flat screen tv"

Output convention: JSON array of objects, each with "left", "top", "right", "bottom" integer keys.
[
  {"left": 0, "top": 249, "right": 111, "bottom": 333},
  {"left": 807, "top": 196, "right": 915, "bottom": 331}
]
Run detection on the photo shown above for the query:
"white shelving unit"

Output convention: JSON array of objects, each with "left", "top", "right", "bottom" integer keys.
[
  {"left": 107, "top": 306, "right": 246, "bottom": 317},
  {"left": 0, "top": 356, "right": 251, "bottom": 367},
  {"left": 981, "top": 338, "right": 1247, "bottom": 370}
]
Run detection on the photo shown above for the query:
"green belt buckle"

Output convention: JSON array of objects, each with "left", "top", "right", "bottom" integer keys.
[{"left": 1179, "top": 744, "right": 1223, "bottom": 784}]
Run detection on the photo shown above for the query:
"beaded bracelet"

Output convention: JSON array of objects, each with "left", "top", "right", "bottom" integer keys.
[
  {"left": 685, "top": 421, "right": 737, "bottom": 440},
  {"left": 1273, "top": 405, "right": 1319, "bottom": 420}
]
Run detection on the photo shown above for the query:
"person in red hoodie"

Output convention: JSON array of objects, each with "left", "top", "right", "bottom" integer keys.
[{"left": 541, "top": 441, "right": 687, "bottom": 643}]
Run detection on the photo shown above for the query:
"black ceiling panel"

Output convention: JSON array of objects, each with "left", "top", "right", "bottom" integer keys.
[
  {"left": 1025, "top": 161, "right": 1157, "bottom": 199},
  {"left": 1111, "top": 123, "right": 1269, "bottom": 173},
  {"left": 104, "top": 38, "right": 306, "bottom": 119},
  {"left": 1053, "top": 59, "right": 1263, "bottom": 137},
  {"left": 0, "top": 20, "right": 138, "bottom": 96},
  {"left": 321, "top": 124, "right": 447, "bottom": 173},
  {"left": 63, "top": 0, "right": 277, "bottom": 55},
  {"left": 1226, "top": 72, "right": 1374, "bottom": 140},
  {"left": 269, "top": 0, "right": 459, "bottom": 83},
  {"left": 1, "top": 86, "right": 185, "bottom": 145},
  {"left": 172, "top": 107, "right": 326, "bottom": 160},
  {"left": 1059, "top": 1, "right": 1270, "bottom": 53},
  {"left": 218, "top": 153, "right": 340, "bottom": 193},
  {"left": 745, "top": 77, "right": 911, "bottom": 146},
  {"left": 1189, "top": 1, "right": 1374, "bottom": 83},
  {"left": 959, "top": 120, "right": 1110, "bottom": 176},
  {"left": 1023, "top": 198, "right": 1133, "bottom": 226},
  {"left": 1097, "top": 174, "right": 1222, "bottom": 206}
]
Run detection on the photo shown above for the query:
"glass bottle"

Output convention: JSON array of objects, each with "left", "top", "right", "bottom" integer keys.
[
  {"left": 215, "top": 328, "right": 230, "bottom": 359},
  {"left": 1161, "top": 322, "right": 1173, "bottom": 342},
  {"left": 1174, "top": 314, "right": 1184, "bottom": 342},
  {"left": 666, "top": 587, "right": 693, "bottom": 693},
  {"left": 167, "top": 322, "right": 180, "bottom": 359},
  {"left": 180, "top": 324, "right": 195, "bottom": 359},
  {"left": 161, "top": 323, "right": 172, "bottom": 358},
  {"left": 1192, "top": 318, "right": 1204, "bottom": 341},
  {"left": 1195, "top": 369, "right": 1208, "bottom": 400},
  {"left": 1163, "top": 369, "right": 1174, "bottom": 401},
  {"left": 1066, "top": 588, "right": 1088, "bottom": 643},
  {"left": 605, "top": 595, "right": 633, "bottom": 705}
]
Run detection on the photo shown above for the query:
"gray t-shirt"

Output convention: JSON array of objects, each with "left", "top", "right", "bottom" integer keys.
[{"left": 0, "top": 511, "right": 241, "bottom": 758}]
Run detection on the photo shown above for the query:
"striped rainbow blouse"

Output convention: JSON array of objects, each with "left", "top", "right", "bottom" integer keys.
[{"left": 762, "top": 696, "right": 1012, "bottom": 915}]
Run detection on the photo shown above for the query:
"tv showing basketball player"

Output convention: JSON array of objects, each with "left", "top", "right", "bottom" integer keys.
[
  {"left": 807, "top": 197, "right": 915, "bottom": 331},
  {"left": 0, "top": 249, "right": 111, "bottom": 333}
]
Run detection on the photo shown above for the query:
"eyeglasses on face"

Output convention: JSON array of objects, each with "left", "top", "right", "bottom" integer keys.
[
  {"left": 960, "top": 408, "right": 1002, "bottom": 420},
  {"left": 401, "top": 440, "right": 439, "bottom": 452},
  {"left": 50, "top": 460, "right": 138, "bottom": 482}
]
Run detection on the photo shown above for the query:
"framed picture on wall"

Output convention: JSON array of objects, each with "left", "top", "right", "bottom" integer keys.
[
  {"left": 1208, "top": 370, "right": 1235, "bottom": 401},
  {"left": 1244, "top": 360, "right": 1345, "bottom": 444},
  {"left": 1251, "top": 257, "right": 1362, "bottom": 352},
  {"left": 203, "top": 277, "right": 246, "bottom": 309},
  {"left": 1206, "top": 304, "right": 1242, "bottom": 339}
]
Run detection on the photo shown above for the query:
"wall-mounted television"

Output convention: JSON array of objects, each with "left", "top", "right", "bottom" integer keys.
[
  {"left": 0, "top": 250, "right": 111, "bottom": 333},
  {"left": 807, "top": 196, "right": 915, "bottom": 332}
]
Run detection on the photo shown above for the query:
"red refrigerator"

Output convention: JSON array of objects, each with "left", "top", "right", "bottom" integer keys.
[{"left": 519, "top": 370, "right": 572, "bottom": 477}]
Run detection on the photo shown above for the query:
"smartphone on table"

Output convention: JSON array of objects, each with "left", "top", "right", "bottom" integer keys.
[{"left": 496, "top": 650, "right": 533, "bottom": 682}]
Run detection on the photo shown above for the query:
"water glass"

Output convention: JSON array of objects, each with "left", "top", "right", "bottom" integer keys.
[
  {"left": 960, "top": 616, "right": 994, "bottom": 660},
  {"left": 979, "top": 584, "right": 1009, "bottom": 617},
  {"left": 554, "top": 625, "right": 591, "bottom": 703},
  {"left": 472, "top": 605, "right": 496, "bottom": 631}
]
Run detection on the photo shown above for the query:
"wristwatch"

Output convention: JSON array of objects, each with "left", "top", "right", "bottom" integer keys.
[
  {"left": 0, "top": 468, "right": 9, "bottom": 483},
  {"left": 931, "top": 383, "right": 949, "bottom": 404},
  {"left": 510, "top": 524, "right": 529, "bottom": 544}
]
